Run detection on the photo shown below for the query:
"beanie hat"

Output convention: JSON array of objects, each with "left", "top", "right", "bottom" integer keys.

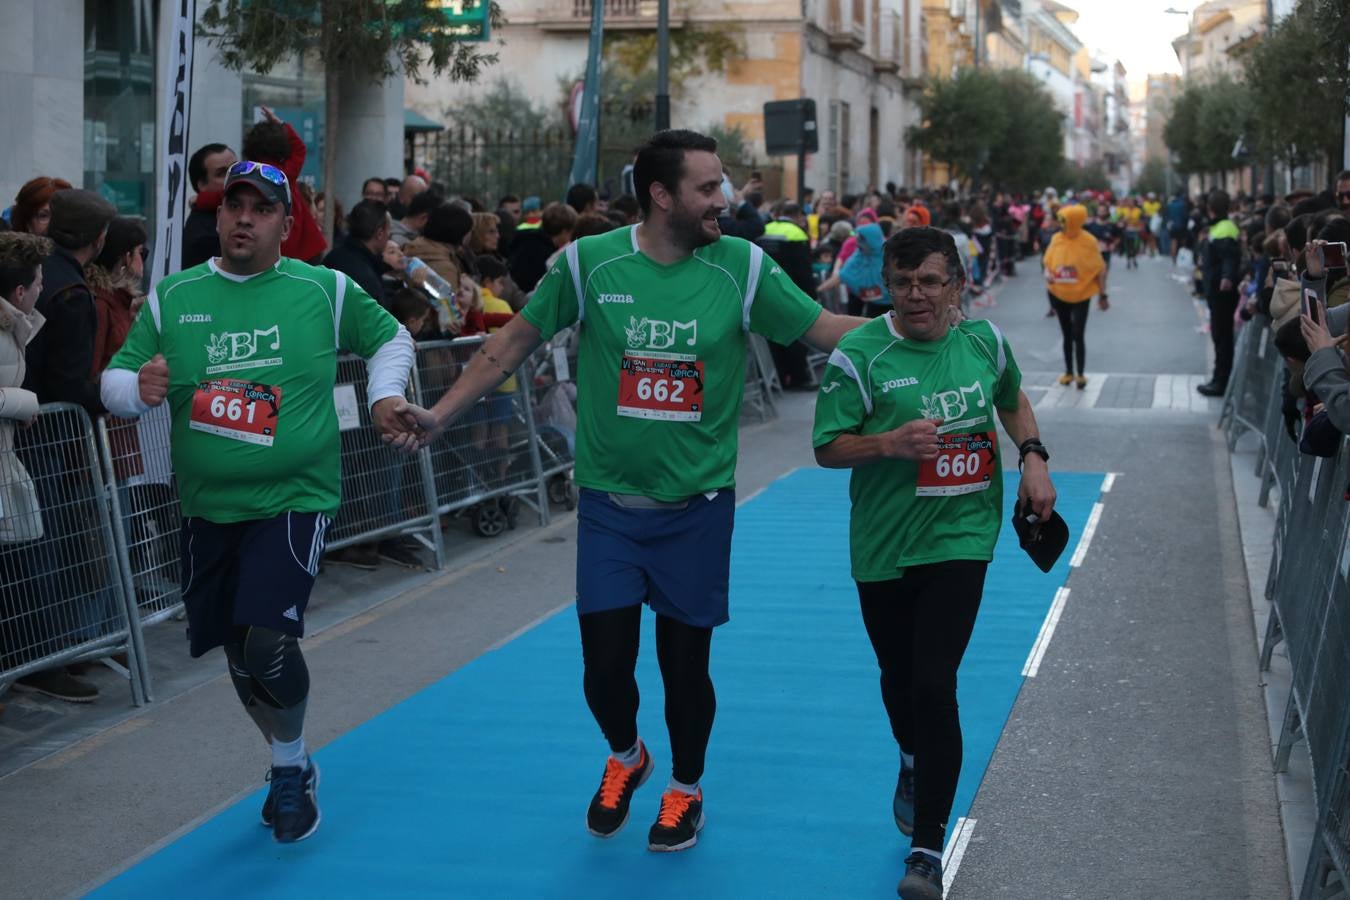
[{"left": 47, "top": 189, "right": 117, "bottom": 250}]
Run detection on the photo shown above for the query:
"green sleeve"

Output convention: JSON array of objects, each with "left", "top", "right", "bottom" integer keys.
[
  {"left": 748, "top": 251, "right": 823, "bottom": 345},
  {"left": 994, "top": 330, "right": 1022, "bottom": 411},
  {"left": 520, "top": 250, "right": 580, "bottom": 341},
  {"left": 338, "top": 273, "right": 398, "bottom": 356},
  {"left": 106, "top": 290, "right": 162, "bottom": 371},
  {"left": 812, "top": 347, "right": 869, "bottom": 448}
]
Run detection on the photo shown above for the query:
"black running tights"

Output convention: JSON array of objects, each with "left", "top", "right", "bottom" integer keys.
[
  {"left": 579, "top": 606, "right": 715, "bottom": 785},
  {"left": 856, "top": 561, "right": 987, "bottom": 853},
  {"left": 1049, "top": 293, "right": 1090, "bottom": 376}
]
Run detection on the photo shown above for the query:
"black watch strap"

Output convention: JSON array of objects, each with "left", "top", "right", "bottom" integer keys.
[{"left": 1018, "top": 438, "right": 1049, "bottom": 470}]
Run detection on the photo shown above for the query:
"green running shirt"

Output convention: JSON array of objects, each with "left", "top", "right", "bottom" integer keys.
[
  {"left": 811, "top": 314, "right": 1022, "bottom": 581},
  {"left": 522, "top": 226, "right": 822, "bottom": 500},
  {"left": 107, "top": 258, "right": 399, "bottom": 523}
]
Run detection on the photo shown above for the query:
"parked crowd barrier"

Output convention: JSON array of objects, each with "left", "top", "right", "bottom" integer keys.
[
  {"left": 1222, "top": 317, "right": 1350, "bottom": 900},
  {"left": 0, "top": 329, "right": 784, "bottom": 708}
]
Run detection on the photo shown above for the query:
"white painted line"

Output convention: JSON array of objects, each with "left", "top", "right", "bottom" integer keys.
[
  {"left": 485, "top": 600, "right": 572, "bottom": 652},
  {"left": 942, "top": 817, "right": 977, "bottom": 893},
  {"left": 1023, "top": 587, "right": 1070, "bottom": 677},
  {"left": 736, "top": 466, "right": 803, "bottom": 508},
  {"left": 1101, "top": 472, "right": 1117, "bottom": 493},
  {"left": 1069, "top": 502, "right": 1105, "bottom": 568}
]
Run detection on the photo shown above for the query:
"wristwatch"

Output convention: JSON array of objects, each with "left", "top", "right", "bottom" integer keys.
[{"left": 1018, "top": 438, "right": 1049, "bottom": 470}]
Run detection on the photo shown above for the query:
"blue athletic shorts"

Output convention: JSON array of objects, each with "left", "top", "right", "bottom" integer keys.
[
  {"left": 465, "top": 393, "right": 514, "bottom": 427},
  {"left": 575, "top": 488, "right": 735, "bottom": 628},
  {"left": 179, "top": 511, "right": 330, "bottom": 657}
]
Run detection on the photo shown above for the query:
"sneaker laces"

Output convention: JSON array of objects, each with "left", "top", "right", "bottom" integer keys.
[
  {"left": 597, "top": 755, "right": 639, "bottom": 809},
  {"left": 269, "top": 765, "right": 305, "bottom": 817},
  {"left": 655, "top": 789, "right": 698, "bottom": 828},
  {"left": 904, "top": 852, "right": 942, "bottom": 883}
]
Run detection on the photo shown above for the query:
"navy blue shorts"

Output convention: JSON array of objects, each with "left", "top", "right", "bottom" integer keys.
[
  {"left": 466, "top": 393, "right": 514, "bottom": 427},
  {"left": 179, "top": 511, "right": 330, "bottom": 657},
  {"left": 575, "top": 488, "right": 735, "bottom": 629}
]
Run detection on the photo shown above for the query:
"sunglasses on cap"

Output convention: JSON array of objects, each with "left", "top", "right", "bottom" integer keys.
[{"left": 228, "top": 160, "right": 288, "bottom": 186}]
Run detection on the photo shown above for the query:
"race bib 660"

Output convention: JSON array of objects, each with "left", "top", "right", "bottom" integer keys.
[{"left": 916, "top": 431, "right": 996, "bottom": 496}]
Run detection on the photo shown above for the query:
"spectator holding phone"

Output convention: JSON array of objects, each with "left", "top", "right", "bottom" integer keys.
[{"left": 1300, "top": 238, "right": 1350, "bottom": 433}]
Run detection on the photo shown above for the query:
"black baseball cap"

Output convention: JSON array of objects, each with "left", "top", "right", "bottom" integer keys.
[
  {"left": 223, "top": 160, "right": 291, "bottom": 213},
  {"left": 1011, "top": 500, "right": 1070, "bottom": 574}
]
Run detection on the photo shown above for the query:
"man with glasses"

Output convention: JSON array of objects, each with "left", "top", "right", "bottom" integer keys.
[
  {"left": 813, "top": 226, "right": 1056, "bottom": 900},
  {"left": 1336, "top": 170, "right": 1350, "bottom": 214},
  {"left": 100, "top": 160, "right": 415, "bottom": 844}
]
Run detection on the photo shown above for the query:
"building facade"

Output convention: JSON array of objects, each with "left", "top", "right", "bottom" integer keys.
[
  {"left": 1, "top": 0, "right": 405, "bottom": 244},
  {"left": 404, "top": 0, "right": 926, "bottom": 199}
]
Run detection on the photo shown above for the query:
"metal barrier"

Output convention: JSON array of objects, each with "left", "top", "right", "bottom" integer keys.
[
  {"left": 525, "top": 328, "right": 579, "bottom": 509},
  {"left": 1229, "top": 320, "right": 1350, "bottom": 899},
  {"left": 1, "top": 402, "right": 145, "bottom": 704},
  {"left": 412, "top": 336, "right": 552, "bottom": 537},
  {"left": 743, "top": 333, "right": 780, "bottom": 423}
]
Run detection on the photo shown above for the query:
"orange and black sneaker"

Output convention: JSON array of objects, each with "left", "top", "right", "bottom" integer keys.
[
  {"left": 585, "top": 742, "right": 653, "bottom": 837},
  {"left": 647, "top": 787, "right": 704, "bottom": 852}
]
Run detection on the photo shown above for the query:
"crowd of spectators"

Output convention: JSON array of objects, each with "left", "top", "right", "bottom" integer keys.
[{"left": 5, "top": 93, "right": 1347, "bottom": 713}]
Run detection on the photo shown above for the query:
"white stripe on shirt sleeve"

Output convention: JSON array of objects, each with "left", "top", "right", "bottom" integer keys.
[
  {"left": 827, "top": 347, "right": 872, "bottom": 415},
  {"left": 364, "top": 324, "right": 416, "bottom": 407}
]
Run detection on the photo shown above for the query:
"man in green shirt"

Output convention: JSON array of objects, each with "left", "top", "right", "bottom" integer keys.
[
  {"left": 100, "top": 161, "right": 414, "bottom": 844},
  {"left": 388, "top": 130, "right": 865, "bottom": 852},
  {"left": 813, "top": 226, "right": 1056, "bottom": 900}
]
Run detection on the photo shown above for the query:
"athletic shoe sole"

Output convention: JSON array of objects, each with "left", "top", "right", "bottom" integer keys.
[
  {"left": 585, "top": 758, "right": 653, "bottom": 838},
  {"left": 273, "top": 762, "right": 321, "bottom": 844},
  {"left": 898, "top": 876, "right": 943, "bottom": 900},
  {"left": 647, "top": 811, "right": 705, "bottom": 853}
]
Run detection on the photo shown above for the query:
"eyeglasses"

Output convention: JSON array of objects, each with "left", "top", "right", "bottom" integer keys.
[
  {"left": 890, "top": 276, "right": 953, "bottom": 297},
  {"left": 228, "top": 160, "right": 288, "bottom": 187}
]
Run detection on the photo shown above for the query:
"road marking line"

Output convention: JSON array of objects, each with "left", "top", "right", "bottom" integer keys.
[
  {"left": 737, "top": 467, "right": 802, "bottom": 508},
  {"left": 1070, "top": 502, "right": 1105, "bottom": 567},
  {"left": 1101, "top": 472, "right": 1117, "bottom": 493},
  {"left": 486, "top": 600, "right": 572, "bottom": 652},
  {"left": 1023, "top": 587, "right": 1070, "bottom": 677},
  {"left": 942, "top": 817, "right": 977, "bottom": 892}
]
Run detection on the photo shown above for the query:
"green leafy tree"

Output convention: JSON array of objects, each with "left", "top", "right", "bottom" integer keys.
[
  {"left": 1058, "top": 161, "right": 1111, "bottom": 193},
  {"left": 910, "top": 68, "right": 1063, "bottom": 190},
  {"left": 1243, "top": 0, "right": 1344, "bottom": 176},
  {"left": 199, "top": 0, "right": 505, "bottom": 235},
  {"left": 1133, "top": 158, "right": 1170, "bottom": 196},
  {"left": 1163, "top": 86, "right": 1204, "bottom": 175}
]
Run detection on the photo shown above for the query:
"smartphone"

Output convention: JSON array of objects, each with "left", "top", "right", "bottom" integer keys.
[
  {"left": 1323, "top": 241, "right": 1347, "bottom": 269},
  {"left": 1303, "top": 287, "right": 1321, "bottom": 323}
]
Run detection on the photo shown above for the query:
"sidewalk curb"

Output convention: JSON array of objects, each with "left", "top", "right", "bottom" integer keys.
[{"left": 1227, "top": 426, "right": 1315, "bottom": 899}]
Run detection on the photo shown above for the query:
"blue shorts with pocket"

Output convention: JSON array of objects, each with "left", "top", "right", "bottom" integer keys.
[
  {"left": 575, "top": 488, "right": 735, "bottom": 628},
  {"left": 179, "top": 511, "right": 330, "bottom": 657}
]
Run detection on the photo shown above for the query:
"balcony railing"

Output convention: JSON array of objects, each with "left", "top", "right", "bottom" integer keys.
[
  {"left": 825, "top": 0, "right": 866, "bottom": 50},
  {"left": 872, "top": 11, "right": 900, "bottom": 74},
  {"left": 540, "top": 0, "right": 674, "bottom": 30}
]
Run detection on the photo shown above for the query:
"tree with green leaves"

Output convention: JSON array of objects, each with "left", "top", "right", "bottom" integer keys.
[
  {"left": 1133, "top": 158, "right": 1169, "bottom": 197},
  {"left": 199, "top": 0, "right": 505, "bottom": 236},
  {"left": 909, "top": 68, "right": 1063, "bottom": 191},
  {"left": 1242, "top": 0, "right": 1344, "bottom": 178}
]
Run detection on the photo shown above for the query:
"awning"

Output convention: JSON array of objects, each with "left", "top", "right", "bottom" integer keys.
[{"left": 404, "top": 108, "right": 445, "bottom": 133}]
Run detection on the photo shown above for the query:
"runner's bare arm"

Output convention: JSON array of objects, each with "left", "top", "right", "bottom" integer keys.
[
  {"left": 814, "top": 418, "right": 943, "bottom": 468},
  {"left": 996, "top": 390, "right": 1056, "bottom": 519},
  {"left": 800, "top": 310, "right": 869, "bottom": 353},
  {"left": 384, "top": 315, "right": 544, "bottom": 451}
]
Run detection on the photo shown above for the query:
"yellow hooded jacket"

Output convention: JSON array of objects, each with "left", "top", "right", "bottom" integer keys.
[{"left": 1043, "top": 205, "right": 1105, "bottom": 303}]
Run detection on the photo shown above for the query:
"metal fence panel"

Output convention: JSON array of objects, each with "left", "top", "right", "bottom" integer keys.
[{"left": 2, "top": 402, "right": 143, "bottom": 703}]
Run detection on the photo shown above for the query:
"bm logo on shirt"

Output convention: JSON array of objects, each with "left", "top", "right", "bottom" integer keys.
[
  {"left": 919, "top": 381, "right": 988, "bottom": 430},
  {"left": 625, "top": 316, "right": 697, "bottom": 350},
  {"left": 204, "top": 326, "right": 282, "bottom": 374}
]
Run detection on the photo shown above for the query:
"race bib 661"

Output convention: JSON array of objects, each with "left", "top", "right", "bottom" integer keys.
[{"left": 190, "top": 378, "right": 282, "bottom": 446}]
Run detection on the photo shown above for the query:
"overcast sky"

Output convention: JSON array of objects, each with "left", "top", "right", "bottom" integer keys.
[{"left": 1066, "top": 0, "right": 1189, "bottom": 81}]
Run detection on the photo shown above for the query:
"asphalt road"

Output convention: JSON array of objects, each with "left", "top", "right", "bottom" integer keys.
[{"left": 0, "top": 252, "right": 1287, "bottom": 899}]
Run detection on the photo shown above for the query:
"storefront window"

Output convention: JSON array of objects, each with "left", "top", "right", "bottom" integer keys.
[
  {"left": 242, "top": 52, "right": 325, "bottom": 188},
  {"left": 84, "top": 0, "right": 158, "bottom": 222}
]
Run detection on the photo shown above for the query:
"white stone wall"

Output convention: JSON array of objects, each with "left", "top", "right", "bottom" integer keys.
[{"left": 0, "top": 0, "right": 85, "bottom": 209}]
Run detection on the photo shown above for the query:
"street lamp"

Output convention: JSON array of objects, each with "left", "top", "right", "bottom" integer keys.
[{"left": 1163, "top": 7, "right": 1191, "bottom": 80}]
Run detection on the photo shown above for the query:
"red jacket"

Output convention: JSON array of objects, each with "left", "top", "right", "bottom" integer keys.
[{"left": 255, "top": 122, "right": 328, "bottom": 263}]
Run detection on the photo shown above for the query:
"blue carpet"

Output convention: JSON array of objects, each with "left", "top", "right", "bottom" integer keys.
[{"left": 95, "top": 469, "right": 1104, "bottom": 899}]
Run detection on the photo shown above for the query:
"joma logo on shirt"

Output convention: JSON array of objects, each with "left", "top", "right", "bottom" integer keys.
[
  {"left": 881, "top": 377, "right": 918, "bottom": 393},
  {"left": 204, "top": 326, "right": 282, "bottom": 374},
  {"left": 179, "top": 313, "right": 213, "bottom": 324},
  {"left": 624, "top": 316, "right": 697, "bottom": 350},
  {"left": 597, "top": 293, "right": 635, "bottom": 305}
]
